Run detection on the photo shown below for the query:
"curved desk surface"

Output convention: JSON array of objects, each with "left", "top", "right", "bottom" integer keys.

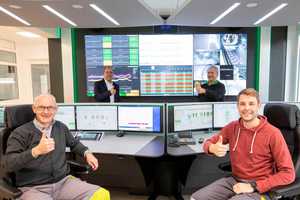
[{"left": 79, "top": 133, "right": 165, "bottom": 157}]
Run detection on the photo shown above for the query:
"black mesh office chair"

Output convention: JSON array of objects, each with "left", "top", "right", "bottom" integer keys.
[
  {"left": 263, "top": 103, "right": 300, "bottom": 199},
  {"left": 219, "top": 103, "right": 300, "bottom": 199},
  {"left": 0, "top": 105, "right": 90, "bottom": 200}
]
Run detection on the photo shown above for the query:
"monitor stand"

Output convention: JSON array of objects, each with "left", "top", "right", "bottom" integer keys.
[{"left": 116, "top": 130, "right": 125, "bottom": 137}]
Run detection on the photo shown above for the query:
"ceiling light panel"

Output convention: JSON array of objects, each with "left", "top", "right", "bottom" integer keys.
[
  {"left": 0, "top": 6, "right": 31, "bottom": 26},
  {"left": 42, "top": 5, "right": 77, "bottom": 26},
  {"left": 210, "top": 3, "right": 240, "bottom": 25},
  {"left": 89, "top": 4, "right": 120, "bottom": 26},
  {"left": 254, "top": 3, "right": 288, "bottom": 25}
]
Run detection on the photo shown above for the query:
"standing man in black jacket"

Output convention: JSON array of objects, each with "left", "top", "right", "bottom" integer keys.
[
  {"left": 4, "top": 94, "right": 110, "bottom": 199},
  {"left": 94, "top": 66, "right": 120, "bottom": 102},
  {"left": 196, "top": 65, "right": 226, "bottom": 102}
]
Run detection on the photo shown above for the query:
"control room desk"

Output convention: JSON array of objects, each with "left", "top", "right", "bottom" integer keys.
[
  {"left": 167, "top": 131, "right": 217, "bottom": 156},
  {"left": 80, "top": 133, "right": 165, "bottom": 157},
  {"left": 71, "top": 133, "right": 165, "bottom": 196}
]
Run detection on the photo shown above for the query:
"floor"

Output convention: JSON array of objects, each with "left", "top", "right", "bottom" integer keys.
[{"left": 110, "top": 189, "right": 191, "bottom": 200}]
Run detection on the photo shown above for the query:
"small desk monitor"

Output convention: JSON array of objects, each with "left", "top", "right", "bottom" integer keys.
[
  {"left": 55, "top": 105, "right": 76, "bottom": 130},
  {"left": 213, "top": 103, "right": 240, "bottom": 128},
  {"left": 76, "top": 105, "right": 118, "bottom": 131},
  {"left": 0, "top": 107, "right": 4, "bottom": 127},
  {"left": 168, "top": 104, "right": 213, "bottom": 132},
  {"left": 118, "top": 105, "right": 163, "bottom": 133}
]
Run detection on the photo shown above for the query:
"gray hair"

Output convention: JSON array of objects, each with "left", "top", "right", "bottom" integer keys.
[
  {"left": 33, "top": 94, "right": 57, "bottom": 107},
  {"left": 207, "top": 65, "right": 219, "bottom": 75}
]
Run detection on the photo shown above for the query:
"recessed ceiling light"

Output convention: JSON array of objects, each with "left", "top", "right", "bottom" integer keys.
[
  {"left": 42, "top": 5, "right": 77, "bottom": 27},
  {"left": 72, "top": 5, "right": 83, "bottom": 9},
  {"left": 254, "top": 3, "right": 288, "bottom": 25},
  {"left": 0, "top": 6, "right": 30, "bottom": 26},
  {"left": 89, "top": 4, "right": 120, "bottom": 26},
  {"left": 210, "top": 3, "right": 240, "bottom": 25},
  {"left": 246, "top": 2, "right": 258, "bottom": 8},
  {"left": 9, "top": 5, "right": 22, "bottom": 9},
  {"left": 16, "top": 32, "right": 41, "bottom": 38}
]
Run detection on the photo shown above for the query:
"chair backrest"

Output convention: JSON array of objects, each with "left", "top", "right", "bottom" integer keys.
[
  {"left": 0, "top": 105, "right": 34, "bottom": 182},
  {"left": 1, "top": 105, "right": 34, "bottom": 154},
  {"left": 264, "top": 103, "right": 300, "bottom": 177}
]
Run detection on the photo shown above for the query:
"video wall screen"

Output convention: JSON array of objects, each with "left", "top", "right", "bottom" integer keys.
[{"left": 84, "top": 34, "right": 247, "bottom": 97}]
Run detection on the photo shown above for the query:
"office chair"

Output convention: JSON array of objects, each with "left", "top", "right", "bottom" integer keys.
[
  {"left": 219, "top": 103, "right": 300, "bottom": 200},
  {"left": 0, "top": 105, "right": 90, "bottom": 200}
]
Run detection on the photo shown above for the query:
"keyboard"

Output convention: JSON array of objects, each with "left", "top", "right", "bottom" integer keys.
[{"left": 178, "top": 137, "right": 196, "bottom": 145}]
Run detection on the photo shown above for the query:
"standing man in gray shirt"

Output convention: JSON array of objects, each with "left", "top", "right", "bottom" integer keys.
[{"left": 4, "top": 94, "right": 110, "bottom": 200}]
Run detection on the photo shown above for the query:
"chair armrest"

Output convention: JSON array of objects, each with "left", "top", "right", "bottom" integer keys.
[
  {"left": 0, "top": 179, "right": 22, "bottom": 199},
  {"left": 67, "top": 160, "right": 91, "bottom": 175},
  {"left": 270, "top": 178, "right": 300, "bottom": 198},
  {"left": 218, "top": 161, "right": 232, "bottom": 172}
]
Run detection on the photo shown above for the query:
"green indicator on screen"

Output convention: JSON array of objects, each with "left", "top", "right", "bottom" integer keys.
[
  {"left": 87, "top": 91, "right": 94, "bottom": 97},
  {"left": 129, "top": 36, "right": 139, "bottom": 48},
  {"left": 103, "top": 49, "right": 112, "bottom": 60},
  {"left": 103, "top": 36, "right": 112, "bottom": 42},
  {"left": 119, "top": 90, "right": 127, "bottom": 96},
  {"left": 129, "top": 49, "right": 139, "bottom": 65}
]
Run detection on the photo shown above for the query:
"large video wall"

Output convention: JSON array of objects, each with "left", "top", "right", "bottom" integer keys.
[{"left": 84, "top": 33, "right": 247, "bottom": 97}]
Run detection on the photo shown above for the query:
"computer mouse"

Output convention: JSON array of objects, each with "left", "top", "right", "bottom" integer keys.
[{"left": 198, "top": 137, "right": 204, "bottom": 144}]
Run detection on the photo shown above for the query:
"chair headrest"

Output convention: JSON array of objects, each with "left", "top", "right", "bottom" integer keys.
[
  {"left": 264, "top": 103, "right": 300, "bottom": 129},
  {"left": 5, "top": 105, "right": 35, "bottom": 130}
]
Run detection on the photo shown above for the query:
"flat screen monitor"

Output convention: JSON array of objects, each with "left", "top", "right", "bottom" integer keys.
[
  {"left": 118, "top": 105, "right": 163, "bottom": 133},
  {"left": 76, "top": 105, "right": 118, "bottom": 131},
  {"left": 168, "top": 104, "right": 213, "bottom": 132},
  {"left": 84, "top": 33, "right": 247, "bottom": 97},
  {"left": 0, "top": 107, "right": 5, "bottom": 127},
  {"left": 54, "top": 105, "right": 76, "bottom": 130},
  {"left": 213, "top": 103, "right": 240, "bottom": 128}
]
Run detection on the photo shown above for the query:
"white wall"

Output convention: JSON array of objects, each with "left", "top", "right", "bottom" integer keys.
[
  {"left": 0, "top": 27, "right": 49, "bottom": 106},
  {"left": 61, "top": 28, "right": 74, "bottom": 103}
]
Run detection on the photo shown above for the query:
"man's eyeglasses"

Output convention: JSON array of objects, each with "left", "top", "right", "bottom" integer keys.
[{"left": 35, "top": 106, "right": 57, "bottom": 112}]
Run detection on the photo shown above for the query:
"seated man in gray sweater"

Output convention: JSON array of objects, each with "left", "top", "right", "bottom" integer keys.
[{"left": 3, "top": 94, "right": 110, "bottom": 200}]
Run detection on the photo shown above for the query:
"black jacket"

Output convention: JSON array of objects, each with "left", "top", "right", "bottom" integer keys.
[
  {"left": 3, "top": 121, "right": 88, "bottom": 187},
  {"left": 198, "top": 81, "right": 226, "bottom": 102},
  {"left": 94, "top": 79, "right": 120, "bottom": 102}
]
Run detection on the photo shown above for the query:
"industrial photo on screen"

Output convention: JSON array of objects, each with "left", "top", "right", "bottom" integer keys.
[{"left": 84, "top": 33, "right": 247, "bottom": 97}]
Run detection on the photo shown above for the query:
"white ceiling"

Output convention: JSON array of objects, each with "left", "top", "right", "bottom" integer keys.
[{"left": 0, "top": 0, "right": 299, "bottom": 28}]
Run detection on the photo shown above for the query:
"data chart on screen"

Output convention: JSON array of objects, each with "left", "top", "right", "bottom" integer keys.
[
  {"left": 174, "top": 104, "right": 212, "bottom": 131},
  {"left": 118, "top": 105, "right": 161, "bottom": 132},
  {"left": 213, "top": 103, "right": 240, "bottom": 128},
  {"left": 55, "top": 106, "right": 76, "bottom": 130},
  {"left": 76, "top": 105, "right": 118, "bottom": 130}
]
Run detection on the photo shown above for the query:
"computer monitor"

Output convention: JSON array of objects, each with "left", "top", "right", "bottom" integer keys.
[
  {"left": 76, "top": 105, "right": 118, "bottom": 131},
  {"left": 168, "top": 104, "right": 213, "bottom": 132},
  {"left": 259, "top": 103, "right": 265, "bottom": 115},
  {"left": 118, "top": 105, "right": 163, "bottom": 133},
  {"left": 0, "top": 107, "right": 5, "bottom": 127},
  {"left": 213, "top": 103, "right": 240, "bottom": 128},
  {"left": 54, "top": 105, "right": 76, "bottom": 130}
]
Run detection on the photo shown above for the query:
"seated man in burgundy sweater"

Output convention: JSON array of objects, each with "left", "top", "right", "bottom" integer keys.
[{"left": 191, "top": 88, "right": 295, "bottom": 200}]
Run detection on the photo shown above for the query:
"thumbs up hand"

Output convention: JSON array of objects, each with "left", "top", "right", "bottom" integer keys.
[
  {"left": 32, "top": 132, "right": 55, "bottom": 158},
  {"left": 208, "top": 136, "right": 228, "bottom": 157}
]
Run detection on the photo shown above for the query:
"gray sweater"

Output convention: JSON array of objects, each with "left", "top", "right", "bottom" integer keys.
[{"left": 4, "top": 121, "right": 88, "bottom": 187}]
